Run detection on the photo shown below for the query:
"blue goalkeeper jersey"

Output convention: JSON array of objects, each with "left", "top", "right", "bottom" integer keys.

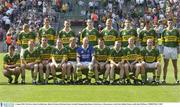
[{"left": 77, "top": 45, "right": 94, "bottom": 62}]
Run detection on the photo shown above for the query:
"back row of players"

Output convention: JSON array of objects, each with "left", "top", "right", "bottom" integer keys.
[{"left": 3, "top": 18, "right": 180, "bottom": 85}]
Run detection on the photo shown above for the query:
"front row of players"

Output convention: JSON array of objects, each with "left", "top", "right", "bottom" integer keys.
[{"left": 3, "top": 37, "right": 166, "bottom": 85}]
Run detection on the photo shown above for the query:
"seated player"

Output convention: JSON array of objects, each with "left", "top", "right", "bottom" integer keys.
[
  {"left": 124, "top": 37, "right": 145, "bottom": 85},
  {"left": 21, "top": 40, "right": 40, "bottom": 84},
  {"left": 50, "top": 38, "right": 67, "bottom": 84},
  {"left": 92, "top": 38, "right": 110, "bottom": 84},
  {"left": 38, "top": 37, "right": 53, "bottom": 84},
  {"left": 66, "top": 37, "right": 78, "bottom": 84},
  {"left": 141, "top": 39, "right": 161, "bottom": 84},
  {"left": 3, "top": 45, "right": 21, "bottom": 84},
  {"left": 109, "top": 41, "right": 125, "bottom": 84},
  {"left": 76, "top": 37, "right": 94, "bottom": 84}
]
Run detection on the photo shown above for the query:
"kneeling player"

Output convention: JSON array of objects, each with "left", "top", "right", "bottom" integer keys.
[
  {"left": 110, "top": 41, "right": 125, "bottom": 84},
  {"left": 50, "top": 38, "right": 67, "bottom": 84},
  {"left": 124, "top": 37, "right": 145, "bottom": 85},
  {"left": 21, "top": 40, "right": 40, "bottom": 84},
  {"left": 66, "top": 37, "right": 78, "bottom": 84},
  {"left": 92, "top": 38, "right": 110, "bottom": 84},
  {"left": 38, "top": 37, "right": 53, "bottom": 84},
  {"left": 3, "top": 45, "right": 21, "bottom": 84},
  {"left": 141, "top": 39, "right": 161, "bottom": 84}
]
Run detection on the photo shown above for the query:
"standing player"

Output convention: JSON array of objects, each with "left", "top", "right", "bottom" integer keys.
[
  {"left": 21, "top": 40, "right": 40, "bottom": 84},
  {"left": 100, "top": 18, "right": 119, "bottom": 46},
  {"left": 92, "top": 38, "right": 110, "bottom": 84},
  {"left": 76, "top": 37, "right": 94, "bottom": 84},
  {"left": 139, "top": 21, "right": 158, "bottom": 47},
  {"left": 17, "top": 24, "right": 36, "bottom": 58},
  {"left": 109, "top": 41, "right": 125, "bottom": 84},
  {"left": 38, "top": 37, "right": 53, "bottom": 84},
  {"left": 58, "top": 20, "right": 76, "bottom": 46},
  {"left": 161, "top": 19, "right": 180, "bottom": 84},
  {"left": 50, "top": 38, "right": 67, "bottom": 84},
  {"left": 119, "top": 19, "right": 137, "bottom": 47},
  {"left": 38, "top": 17, "right": 56, "bottom": 46},
  {"left": 81, "top": 19, "right": 100, "bottom": 46},
  {"left": 124, "top": 37, "right": 145, "bottom": 85},
  {"left": 66, "top": 37, "right": 78, "bottom": 83},
  {"left": 3, "top": 45, "right": 21, "bottom": 84},
  {"left": 141, "top": 39, "right": 161, "bottom": 84}
]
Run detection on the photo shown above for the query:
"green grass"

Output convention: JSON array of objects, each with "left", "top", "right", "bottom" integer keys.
[{"left": 0, "top": 53, "right": 180, "bottom": 102}]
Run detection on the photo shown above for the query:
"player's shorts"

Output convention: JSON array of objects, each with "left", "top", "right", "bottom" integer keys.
[
  {"left": 68, "top": 61, "right": 77, "bottom": 66},
  {"left": 144, "top": 62, "right": 158, "bottom": 69},
  {"left": 77, "top": 62, "right": 91, "bottom": 68},
  {"left": 20, "top": 48, "right": 26, "bottom": 59},
  {"left": 163, "top": 46, "right": 178, "bottom": 60}
]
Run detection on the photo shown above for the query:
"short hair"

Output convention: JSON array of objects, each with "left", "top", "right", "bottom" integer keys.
[
  {"left": 69, "top": 37, "right": 76, "bottom": 42},
  {"left": 9, "top": 45, "right": 15, "bottom": 51},
  {"left": 23, "top": 24, "right": 29, "bottom": 29},
  {"left": 44, "top": 17, "right": 50, "bottom": 22},
  {"left": 98, "top": 37, "right": 104, "bottom": 42}
]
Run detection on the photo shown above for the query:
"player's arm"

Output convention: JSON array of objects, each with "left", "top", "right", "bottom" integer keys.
[{"left": 76, "top": 53, "right": 81, "bottom": 64}]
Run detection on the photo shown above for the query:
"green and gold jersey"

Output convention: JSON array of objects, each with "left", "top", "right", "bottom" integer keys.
[
  {"left": 3, "top": 53, "right": 20, "bottom": 68},
  {"left": 58, "top": 29, "right": 76, "bottom": 46},
  {"left": 139, "top": 29, "right": 158, "bottom": 47},
  {"left": 22, "top": 48, "right": 40, "bottom": 63},
  {"left": 123, "top": 46, "right": 141, "bottom": 63},
  {"left": 119, "top": 28, "right": 137, "bottom": 47},
  {"left": 66, "top": 45, "right": 77, "bottom": 61},
  {"left": 93, "top": 45, "right": 110, "bottom": 62},
  {"left": 37, "top": 45, "right": 53, "bottom": 60},
  {"left": 100, "top": 28, "right": 119, "bottom": 46},
  {"left": 161, "top": 28, "right": 180, "bottom": 47},
  {"left": 141, "top": 47, "right": 160, "bottom": 63},
  {"left": 38, "top": 27, "right": 56, "bottom": 46},
  {"left": 18, "top": 31, "right": 36, "bottom": 49},
  {"left": 51, "top": 47, "right": 67, "bottom": 63},
  {"left": 109, "top": 48, "right": 124, "bottom": 63},
  {"left": 81, "top": 28, "right": 100, "bottom": 46}
]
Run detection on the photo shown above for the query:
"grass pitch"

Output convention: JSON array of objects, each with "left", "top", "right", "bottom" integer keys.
[{"left": 0, "top": 53, "right": 180, "bottom": 102}]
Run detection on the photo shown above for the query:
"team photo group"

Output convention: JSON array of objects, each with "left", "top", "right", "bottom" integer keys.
[{"left": 3, "top": 17, "right": 180, "bottom": 85}]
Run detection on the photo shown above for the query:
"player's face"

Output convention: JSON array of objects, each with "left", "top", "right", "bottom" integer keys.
[
  {"left": 9, "top": 48, "right": 14, "bottom": 55},
  {"left": 28, "top": 41, "right": 35, "bottom": 49},
  {"left": 71, "top": 39, "right": 76, "bottom": 46},
  {"left": 56, "top": 39, "right": 62, "bottom": 47},
  {"left": 83, "top": 38, "right": 89, "bottom": 46},
  {"left": 98, "top": 40, "right": 104, "bottom": 47},
  {"left": 128, "top": 38, "right": 134, "bottom": 45},
  {"left": 64, "top": 21, "right": 70, "bottom": 27},
  {"left": 44, "top": 20, "right": 50, "bottom": 26},
  {"left": 147, "top": 40, "right": 153, "bottom": 47},
  {"left": 106, "top": 20, "right": 112, "bottom": 28},
  {"left": 41, "top": 38, "right": 48, "bottom": 45},
  {"left": 115, "top": 41, "right": 121, "bottom": 49},
  {"left": 167, "top": 21, "right": 173, "bottom": 27},
  {"left": 23, "top": 26, "right": 29, "bottom": 32},
  {"left": 87, "top": 21, "right": 93, "bottom": 28},
  {"left": 125, "top": 20, "right": 131, "bottom": 27}
]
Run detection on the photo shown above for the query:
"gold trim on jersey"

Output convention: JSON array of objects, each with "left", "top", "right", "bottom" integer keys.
[
  {"left": 41, "top": 54, "right": 51, "bottom": 59},
  {"left": 61, "top": 37, "right": 71, "bottom": 44},
  {"left": 95, "top": 55, "right": 108, "bottom": 61},
  {"left": 144, "top": 56, "right": 156, "bottom": 62},
  {"left": 122, "top": 35, "right": 135, "bottom": 41},
  {"left": 142, "top": 36, "right": 155, "bottom": 42},
  {"left": 68, "top": 53, "right": 76, "bottom": 60},
  {"left": 164, "top": 36, "right": 177, "bottom": 42},
  {"left": 25, "top": 57, "right": 36, "bottom": 63},
  {"left": 45, "top": 34, "right": 55, "bottom": 40},
  {"left": 21, "top": 39, "right": 29, "bottom": 45},
  {"left": 103, "top": 35, "right": 116, "bottom": 41},
  {"left": 88, "top": 35, "right": 97, "bottom": 41}
]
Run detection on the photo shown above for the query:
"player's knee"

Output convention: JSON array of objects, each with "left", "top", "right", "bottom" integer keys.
[
  {"left": 34, "top": 64, "right": 38, "bottom": 69},
  {"left": 39, "top": 63, "right": 43, "bottom": 69},
  {"left": 3, "top": 70, "right": 10, "bottom": 77},
  {"left": 110, "top": 64, "right": 115, "bottom": 69}
]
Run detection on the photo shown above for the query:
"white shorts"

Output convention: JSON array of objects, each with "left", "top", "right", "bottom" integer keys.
[
  {"left": 144, "top": 62, "right": 158, "bottom": 69},
  {"left": 20, "top": 48, "right": 26, "bottom": 59},
  {"left": 163, "top": 46, "right": 178, "bottom": 60},
  {"left": 77, "top": 62, "right": 92, "bottom": 69}
]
